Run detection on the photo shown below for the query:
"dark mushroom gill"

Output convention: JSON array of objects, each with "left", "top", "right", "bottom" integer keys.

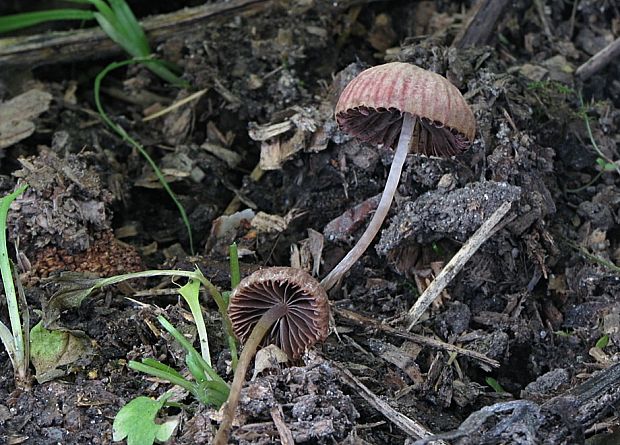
[{"left": 336, "top": 107, "right": 471, "bottom": 157}]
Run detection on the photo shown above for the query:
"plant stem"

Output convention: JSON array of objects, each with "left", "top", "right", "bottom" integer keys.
[
  {"left": 213, "top": 303, "right": 287, "bottom": 445},
  {"left": 321, "top": 113, "right": 416, "bottom": 291},
  {"left": 94, "top": 59, "right": 194, "bottom": 254},
  {"left": 0, "top": 185, "right": 29, "bottom": 386}
]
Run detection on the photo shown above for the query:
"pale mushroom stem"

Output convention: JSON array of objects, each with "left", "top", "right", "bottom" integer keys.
[
  {"left": 321, "top": 112, "right": 416, "bottom": 291},
  {"left": 213, "top": 303, "right": 287, "bottom": 445}
]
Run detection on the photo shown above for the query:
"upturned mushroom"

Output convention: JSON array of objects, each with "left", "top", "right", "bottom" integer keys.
[
  {"left": 321, "top": 62, "right": 476, "bottom": 291},
  {"left": 214, "top": 267, "right": 329, "bottom": 444}
]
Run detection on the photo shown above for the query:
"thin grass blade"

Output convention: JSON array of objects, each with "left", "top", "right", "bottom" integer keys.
[{"left": 0, "top": 10, "right": 94, "bottom": 33}]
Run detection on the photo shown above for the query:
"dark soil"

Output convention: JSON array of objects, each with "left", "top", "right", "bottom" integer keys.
[{"left": 1, "top": 1, "right": 619, "bottom": 444}]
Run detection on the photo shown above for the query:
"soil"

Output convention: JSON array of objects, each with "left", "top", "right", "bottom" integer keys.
[{"left": 1, "top": 1, "right": 619, "bottom": 444}]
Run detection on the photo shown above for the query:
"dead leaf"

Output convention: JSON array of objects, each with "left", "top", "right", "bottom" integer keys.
[{"left": 0, "top": 89, "right": 52, "bottom": 149}]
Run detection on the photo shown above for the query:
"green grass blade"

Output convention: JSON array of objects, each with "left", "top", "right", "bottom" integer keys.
[
  {"left": 229, "top": 243, "right": 240, "bottom": 289},
  {"left": 140, "top": 358, "right": 185, "bottom": 380},
  {"left": 93, "top": 12, "right": 142, "bottom": 58},
  {"left": 94, "top": 59, "right": 194, "bottom": 253},
  {"left": 0, "top": 10, "right": 95, "bottom": 33},
  {"left": 109, "top": 0, "right": 150, "bottom": 55},
  {"left": 0, "top": 321, "right": 17, "bottom": 370},
  {"left": 129, "top": 360, "right": 195, "bottom": 393},
  {"left": 0, "top": 185, "right": 28, "bottom": 378}
]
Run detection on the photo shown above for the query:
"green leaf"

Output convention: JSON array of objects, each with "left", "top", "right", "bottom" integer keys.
[
  {"left": 29, "top": 321, "right": 90, "bottom": 383},
  {"left": 109, "top": 0, "right": 150, "bottom": 55},
  {"left": 229, "top": 243, "right": 240, "bottom": 289},
  {"left": 485, "top": 377, "right": 506, "bottom": 393},
  {"left": 178, "top": 278, "right": 211, "bottom": 364},
  {"left": 595, "top": 334, "right": 609, "bottom": 349},
  {"left": 113, "top": 395, "right": 178, "bottom": 445}
]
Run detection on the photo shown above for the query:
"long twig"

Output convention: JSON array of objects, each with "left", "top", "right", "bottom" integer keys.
[
  {"left": 335, "top": 307, "right": 500, "bottom": 368},
  {"left": 406, "top": 201, "right": 513, "bottom": 329},
  {"left": 331, "top": 360, "right": 448, "bottom": 443},
  {"left": 575, "top": 37, "right": 620, "bottom": 80}
]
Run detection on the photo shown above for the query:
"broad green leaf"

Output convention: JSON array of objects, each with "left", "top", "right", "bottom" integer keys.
[
  {"left": 29, "top": 321, "right": 90, "bottom": 383},
  {"left": 113, "top": 395, "right": 178, "bottom": 445}
]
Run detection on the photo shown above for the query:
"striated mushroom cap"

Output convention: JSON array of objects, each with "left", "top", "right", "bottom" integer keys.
[
  {"left": 228, "top": 267, "right": 329, "bottom": 359},
  {"left": 335, "top": 62, "right": 476, "bottom": 157}
]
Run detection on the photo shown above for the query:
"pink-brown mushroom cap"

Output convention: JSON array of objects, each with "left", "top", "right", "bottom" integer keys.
[
  {"left": 335, "top": 62, "right": 476, "bottom": 157},
  {"left": 228, "top": 267, "right": 329, "bottom": 359}
]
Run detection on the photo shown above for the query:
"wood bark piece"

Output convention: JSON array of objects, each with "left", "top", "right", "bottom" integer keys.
[
  {"left": 575, "top": 37, "right": 620, "bottom": 80},
  {"left": 413, "top": 362, "right": 620, "bottom": 445},
  {"left": 0, "top": 0, "right": 272, "bottom": 67},
  {"left": 452, "top": 0, "right": 512, "bottom": 49}
]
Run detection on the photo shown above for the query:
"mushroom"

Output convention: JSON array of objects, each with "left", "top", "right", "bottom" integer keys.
[
  {"left": 321, "top": 62, "right": 476, "bottom": 291},
  {"left": 214, "top": 267, "right": 329, "bottom": 444}
]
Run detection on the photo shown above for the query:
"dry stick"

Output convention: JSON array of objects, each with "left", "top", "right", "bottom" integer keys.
[
  {"left": 0, "top": 0, "right": 394, "bottom": 67},
  {"left": 270, "top": 405, "right": 294, "bottom": 445},
  {"left": 406, "top": 200, "right": 513, "bottom": 330},
  {"left": 334, "top": 307, "right": 500, "bottom": 369},
  {"left": 451, "top": 0, "right": 511, "bottom": 49},
  {"left": 321, "top": 113, "right": 415, "bottom": 291},
  {"left": 575, "top": 37, "right": 620, "bottom": 80},
  {"left": 331, "top": 360, "right": 449, "bottom": 444},
  {"left": 533, "top": 0, "right": 554, "bottom": 43},
  {"left": 0, "top": 0, "right": 271, "bottom": 67}
]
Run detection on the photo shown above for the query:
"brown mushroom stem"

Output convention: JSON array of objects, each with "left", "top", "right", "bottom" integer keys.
[
  {"left": 321, "top": 112, "right": 416, "bottom": 291},
  {"left": 213, "top": 302, "right": 288, "bottom": 445}
]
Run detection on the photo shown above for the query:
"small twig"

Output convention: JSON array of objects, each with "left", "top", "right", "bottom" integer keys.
[
  {"left": 533, "top": 0, "right": 554, "bottom": 43},
  {"left": 142, "top": 88, "right": 208, "bottom": 122},
  {"left": 331, "top": 360, "right": 448, "bottom": 443},
  {"left": 407, "top": 201, "right": 513, "bottom": 329},
  {"left": 575, "top": 37, "right": 620, "bottom": 80},
  {"left": 270, "top": 405, "right": 294, "bottom": 445},
  {"left": 334, "top": 307, "right": 500, "bottom": 369}
]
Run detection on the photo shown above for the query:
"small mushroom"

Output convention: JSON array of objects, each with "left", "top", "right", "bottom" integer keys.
[
  {"left": 214, "top": 267, "right": 329, "bottom": 444},
  {"left": 321, "top": 62, "right": 476, "bottom": 290}
]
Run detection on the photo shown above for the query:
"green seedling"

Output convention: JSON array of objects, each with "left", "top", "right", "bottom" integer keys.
[
  {"left": 485, "top": 376, "right": 507, "bottom": 394},
  {"left": 0, "top": 185, "right": 31, "bottom": 389},
  {"left": 113, "top": 392, "right": 179, "bottom": 445},
  {"left": 595, "top": 334, "right": 609, "bottom": 349},
  {"left": 114, "top": 244, "right": 242, "bottom": 442},
  {"left": 46, "top": 266, "right": 237, "bottom": 366},
  {"left": 560, "top": 237, "right": 620, "bottom": 274},
  {"left": 553, "top": 330, "right": 573, "bottom": 338},
  {"left": 567, "top": 92, "right": 620, "bottom": 193},
  {"left": 128, "top": 316, "right": 229, "bottom": 408},
  {"left": 0, "top": 0, "right": 186, "bottom": 86}
]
